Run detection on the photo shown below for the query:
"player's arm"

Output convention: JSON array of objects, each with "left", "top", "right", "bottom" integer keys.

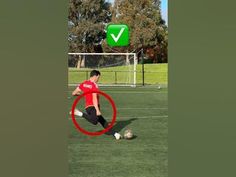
[
  {"left": 72, "top": 87, "right": 82, "bottom": 96},
  {"left": 92, "top": 93, "right": 101, "bottom": 115}
]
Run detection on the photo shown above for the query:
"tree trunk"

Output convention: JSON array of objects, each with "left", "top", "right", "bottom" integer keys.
[
  {"left": 76, "top": 55, "right": 85, "bottom": 69},
  {"left": 76, "top": 56, "right": 81, "bottom": 69}
]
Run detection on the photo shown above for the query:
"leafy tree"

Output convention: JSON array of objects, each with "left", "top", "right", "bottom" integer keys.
[
  {"left": 68, "top": 0, "right": 112, "bottom": 53},
  {"left": 68, "top": 0, "right": 168, "bottom": 64},
  {"left": 103, "top": 0, "right": 168, "bottom": 63}
]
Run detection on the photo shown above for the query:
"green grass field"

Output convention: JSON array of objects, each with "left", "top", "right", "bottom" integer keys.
[
  {"left": 68, "top": 86, "right": 168, "bottom": 177},
  {"left": 68, "top": 64, "right": 168, "bottom": 85}
]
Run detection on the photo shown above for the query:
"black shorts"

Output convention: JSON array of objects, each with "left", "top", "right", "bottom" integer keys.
[
  {"left": 85, "top": 106, "right": 98, "bottom": 124},
  {"left": 83, "top": 106, "right": 114, "bottom": 135}
]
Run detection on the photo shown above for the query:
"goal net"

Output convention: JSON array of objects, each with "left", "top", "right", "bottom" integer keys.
[{"left": 68, "top": 53, "right": 137, "bottom": 87}]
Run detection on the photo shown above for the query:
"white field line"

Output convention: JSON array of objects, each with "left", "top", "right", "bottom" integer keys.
[
  {"left": 67, "top": 91, "right": 167, "bottom": 94},
  {"left": 103, "top": 108, "right": 168, "bottom": 110},
  {"left": 104, "top": 91, "right": 167, "bottom": 94},
  {"left": 68, "top": 108, "right": 167, "bottom": 110},
  {"left": 68, "top": 115, "right": 168, "bottom": 120},
  {"left": 117, "top": 115, "right": 168, "bottom": 119}
]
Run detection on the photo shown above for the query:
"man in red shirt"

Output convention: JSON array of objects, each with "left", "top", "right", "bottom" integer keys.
[{"left": 71, "top": 70, "right": 121, "bottom": 140}]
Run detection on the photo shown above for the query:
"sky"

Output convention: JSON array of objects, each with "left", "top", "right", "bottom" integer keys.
[
  {"left": 106, "top": 0, "right": 168, "bottom": 25},
  {"left": 161, "top": 0, "right": 168, "bottom": 24}
]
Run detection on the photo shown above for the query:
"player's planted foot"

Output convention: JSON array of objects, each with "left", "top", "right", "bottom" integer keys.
[
  {"left": 70, "top": 109, "right": 83, "bottom": 117},
  {"left": 114, "top": 132, "right": 122, "bottom": 140}
]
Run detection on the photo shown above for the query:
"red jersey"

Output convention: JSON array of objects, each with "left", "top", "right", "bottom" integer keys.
[{"left": 78, "top": 80, "right": 100, "bottom": 108}]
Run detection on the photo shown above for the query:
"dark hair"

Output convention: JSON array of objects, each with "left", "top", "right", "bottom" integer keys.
[{"left": 90, "top": 70, "right": 101, "bottom": 77}]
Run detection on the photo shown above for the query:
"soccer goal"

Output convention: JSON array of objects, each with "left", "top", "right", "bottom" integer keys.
[{"left": 68, "top": 53, "right": 137, "bottom": 87}]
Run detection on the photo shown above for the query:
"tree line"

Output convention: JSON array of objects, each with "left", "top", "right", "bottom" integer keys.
[{"left": 68, "top": 0, "right": 168, "bottom": 64}]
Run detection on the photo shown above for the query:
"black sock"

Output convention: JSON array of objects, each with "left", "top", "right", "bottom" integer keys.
[
  {"left": 97, "top": 115, "right": 115, "bottom": 135},
  {"left": 97, "top": 115, "right": 107, "bottom": 128}
]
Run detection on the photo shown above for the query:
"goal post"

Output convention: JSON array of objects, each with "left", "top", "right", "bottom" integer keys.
[{"left": 68, "top": 53, "right": 137, "bottom": 87}]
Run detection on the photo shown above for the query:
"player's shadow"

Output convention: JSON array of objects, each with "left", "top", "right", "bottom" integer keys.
[{"left": 105, "top": 118, "right": 138, "bottom": 135}]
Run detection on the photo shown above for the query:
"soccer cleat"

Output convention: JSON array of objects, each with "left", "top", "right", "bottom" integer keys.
[
  {"left": 114, "top": 132, "right": 122, "bottom": 140},
  {"left": 70, "top": 109, "right": 83, "bottom": 117}
]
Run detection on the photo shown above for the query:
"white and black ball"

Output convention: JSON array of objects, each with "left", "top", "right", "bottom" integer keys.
[{"left": 124, "top": 129, "right": 134, "bottom": 140}]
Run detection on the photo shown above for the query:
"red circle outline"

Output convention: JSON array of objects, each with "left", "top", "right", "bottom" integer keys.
[{"left": 71, "top": 90, "right": 117, "bottom": 136}]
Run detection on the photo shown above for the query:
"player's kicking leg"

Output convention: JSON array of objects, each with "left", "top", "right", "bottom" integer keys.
[
  {"left": 97, "top": 115, "right": 121, "bottom": 140},
  {"left": 85, "top": 107, "right": 121, "bottom": 140}
]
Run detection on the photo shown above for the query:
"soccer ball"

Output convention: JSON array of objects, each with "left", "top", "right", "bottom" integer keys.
[{"left": 123, "top": 129, "right": 134, "bottom": 139}]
